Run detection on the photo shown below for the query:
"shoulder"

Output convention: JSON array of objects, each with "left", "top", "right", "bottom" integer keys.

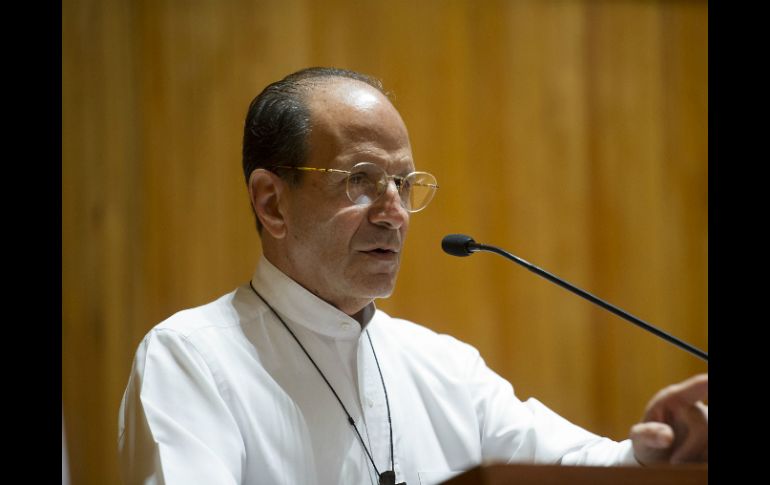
[
  {"left": 136, "top": 285, "right": 263, "bottom": 358},
  {"left": 371, "top": 309, "right": 481, "bottom": 365},
  {"left": 152, "top": 283, "right": 269, "bottom": 338},
  {"left": 128, "top": 286, "right": 267, "bottom": 382},
  {"left": 155, "top": 290, "right": 241, "bottom": 335}
]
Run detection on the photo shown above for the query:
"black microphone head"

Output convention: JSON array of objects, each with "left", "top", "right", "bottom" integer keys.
[{"left": 442, "top": 234, "right": 477, "bottom": 257}]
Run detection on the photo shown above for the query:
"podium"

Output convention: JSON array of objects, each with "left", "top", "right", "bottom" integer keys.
[{"left": 440, "top": 463, "right": 707, "bottom": 485}]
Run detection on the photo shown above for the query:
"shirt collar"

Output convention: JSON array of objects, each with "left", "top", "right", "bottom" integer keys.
[{"left": 250, "top": 255, "right": 376, "bottom": 340}]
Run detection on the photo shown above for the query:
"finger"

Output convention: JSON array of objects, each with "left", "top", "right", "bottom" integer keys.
[
  {"left": 630, "top": 421, "right": 675, "bottom": 449},
  {"left": 644, "top": 374, "right": 708, "bottom": 420},
  {"left": 670, "top": 401, "right": 709, "bottom": 464},
  {"left": 671, "top": 441, "right": 708, "bottom": 464},
  {"left": 667, "top": 374, "right": 708, "bottom": 404},
  {"left": 670, "top": 415, "right": 708, "bottom": 462},
  {"left": 630, "top": 422, "right": 675, "bottom": 465},
  {"left": 697, "top": 400, "right": 708, "bottom": 418},
  {"left": 671, "top": 432, "right": 708, "bottom": 463}
]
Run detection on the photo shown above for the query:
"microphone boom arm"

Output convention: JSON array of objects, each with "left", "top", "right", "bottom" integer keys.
[{"left": 472, "top": 242, "right": 708, "bottom": 363}]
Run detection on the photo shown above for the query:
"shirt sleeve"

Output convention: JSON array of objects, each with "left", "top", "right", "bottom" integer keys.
[
  {"left": 118, "top": 328, "right": 246, "bottom": 484},
  {"left": 466, "top": 350, "right": 640, "bottom": 467}
]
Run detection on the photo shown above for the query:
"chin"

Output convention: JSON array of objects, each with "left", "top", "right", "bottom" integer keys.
[{"left": 356, "top": 276, "right": 398, "bottom": 300}]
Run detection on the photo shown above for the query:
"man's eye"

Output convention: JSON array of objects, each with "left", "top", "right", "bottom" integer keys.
[{"left": 348, "top": 172, "right": 370, "bottom": 186}]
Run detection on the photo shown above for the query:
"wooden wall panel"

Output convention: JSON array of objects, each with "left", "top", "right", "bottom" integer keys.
[{"left": 62, "top": 1, "right": 707, "bottom": 483}]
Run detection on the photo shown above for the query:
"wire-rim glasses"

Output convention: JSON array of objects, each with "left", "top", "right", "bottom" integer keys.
[{"left": 274, "top": 162, "right": 439, "bottom": 213}]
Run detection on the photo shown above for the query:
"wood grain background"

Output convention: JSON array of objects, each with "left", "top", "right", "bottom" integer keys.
[{"left": 62, "top": 1, "right": 708, "bottom": 483}]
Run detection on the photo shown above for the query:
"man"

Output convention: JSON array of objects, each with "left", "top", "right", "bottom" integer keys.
[{"left": 118, "top": 67, "right": 707, "bottom": 485}]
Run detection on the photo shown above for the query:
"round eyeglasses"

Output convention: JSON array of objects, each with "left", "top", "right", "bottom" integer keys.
[{"left": 274, "top": 162, "right": 439, "bottom": 213}]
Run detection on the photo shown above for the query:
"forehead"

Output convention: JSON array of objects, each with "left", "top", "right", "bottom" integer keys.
[
  {"left": 306, "top": 78, "right": 384, "bottom": 113},
  {"left": 304, "top": 79, "right": 413, "bottom": 169}
]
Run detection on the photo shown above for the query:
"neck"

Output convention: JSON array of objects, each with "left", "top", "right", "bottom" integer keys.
[
  {"left": 351, "top": 303, "right": 375, "bottom": 327},
  {"left": 261, "top": 249, "right": 375, "bottom": 326}
]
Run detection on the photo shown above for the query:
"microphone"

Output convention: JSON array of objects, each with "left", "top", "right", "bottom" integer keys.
[
  {"left": 441, "top": 234, "right": 708, "bottom": 362},
  {"left": 441, "top": 234, "right": 479, "bottom": 256}
]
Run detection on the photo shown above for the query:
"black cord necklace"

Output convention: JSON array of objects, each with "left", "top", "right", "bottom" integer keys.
[{"left": 249, "top": 282, "right": 405, "bottom": 485}]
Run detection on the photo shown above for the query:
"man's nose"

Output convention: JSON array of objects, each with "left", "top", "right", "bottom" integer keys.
[{"left": 368, "top": 180, "right": 409, "bottom": 229}]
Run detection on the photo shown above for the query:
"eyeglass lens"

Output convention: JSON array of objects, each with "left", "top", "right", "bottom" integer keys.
[{"left": 346, "top": 163, "right": 437, "bottom": 212}]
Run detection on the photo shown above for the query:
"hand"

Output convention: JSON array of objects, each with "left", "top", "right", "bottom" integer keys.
[{"left": 629, "top": 373, "right": 708, "bottom": 465}]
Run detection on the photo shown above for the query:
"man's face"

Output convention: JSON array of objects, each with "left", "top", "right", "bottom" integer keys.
[{"left": 279, "top": 79, "right": 414, "bottom": 315}]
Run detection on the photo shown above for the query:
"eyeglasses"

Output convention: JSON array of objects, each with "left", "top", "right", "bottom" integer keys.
[{"left": 274, "top": 162, "right": 439, "bottom": 213}]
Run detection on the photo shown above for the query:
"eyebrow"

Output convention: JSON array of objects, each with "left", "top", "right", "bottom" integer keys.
[{"left": 347, "top": 160, "right": 416, "bottom": 175}]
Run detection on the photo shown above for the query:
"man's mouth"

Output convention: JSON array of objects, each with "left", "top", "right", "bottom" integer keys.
[
  {"left": 359, "top": 246, "right": 400, "bottom": 260},
  {"left": 368, "top": 248, "right": 396, "bottom": 254}
]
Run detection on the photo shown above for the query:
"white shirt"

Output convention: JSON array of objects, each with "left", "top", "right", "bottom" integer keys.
[{"left": 118, "top": 256, "right": 638, "bottom": 485}]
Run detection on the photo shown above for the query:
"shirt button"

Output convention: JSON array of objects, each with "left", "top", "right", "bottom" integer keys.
[
  {"left": 340, "top": 321, "right": 351, "bottom": 328},
  {"left": 367, "top": 398, "right": 374, "bottom": 408}
]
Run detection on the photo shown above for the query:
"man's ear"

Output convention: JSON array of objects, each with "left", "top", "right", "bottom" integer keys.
[{"left": 248, "top": 168, "right": 288, "bottom": 239}]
